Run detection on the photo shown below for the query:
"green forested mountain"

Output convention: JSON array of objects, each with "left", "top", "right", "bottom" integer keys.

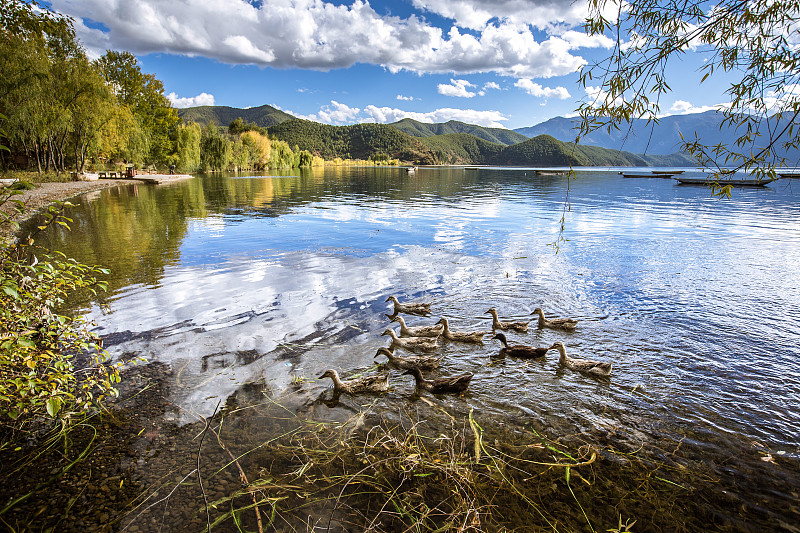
[
  {"left": 178, "top": 104, "right": 294, "bottom": 128},
  {"left": 497, "top": 135, "right": 695, "bottom": 166},
  {"left": 418, "top": 134, "right": 505, "bottom": 164},
  {"left": 267, "top": 119, "right": 438, "bottom": 162},
  {"left": 266, "top": 119, "right": 695, "bottom": 166},
  {"left": 390, "top": 118, "right": 528, "bottom": 145}
]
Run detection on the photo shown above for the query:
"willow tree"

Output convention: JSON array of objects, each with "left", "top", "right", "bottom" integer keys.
[{"left": 578, "top": 0, "right": 800, "bottom": 188}]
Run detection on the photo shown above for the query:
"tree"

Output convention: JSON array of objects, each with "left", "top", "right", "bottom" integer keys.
[
  {"left": 200, "top": 122, "right": 230, "bottom": 171},
  {"left": 95, "top": 51, "right": 179, "bottom": 165},
  {"left": 578, "top": 0, "right": 800, "bottom": 189},
  {"left": 240, "top": 130, "right": 271, "bottom": 169},
  {"left": 173, "top": 121, "right": 202, "bottom": 171}
]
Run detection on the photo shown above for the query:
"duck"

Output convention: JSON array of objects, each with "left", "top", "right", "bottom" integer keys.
[
  {"left": 317, "top": 369, "right": 390, "bottom": 394},
  {"left": 435, "top": 317, "right": 487, "bottom": 343},
  {"left": 550, "top": 342, "right": 612, "bottom": 377},
  {"left": 385, "top": 295, "right": 432, "bottom": 316},
  {"left": 402, "top": 366, "right": 473, "bottom": 394},
  {"left": 492, "top": 333, "right": 549, "bottom": 359},
  {"left": 390, "top": 315, "right": 443, "bottom": 338},
  {"left": 381, "top": 328, "right": 439, "bottom": 352},
  {"left": 531, "top": 308, "right": 578, "bottom": 331},
  {"left": 485, "top": 308, "right": 530, "bottom": 333},
  {"left": 374, "top": 347, "right": 440, "bottom": 370}
]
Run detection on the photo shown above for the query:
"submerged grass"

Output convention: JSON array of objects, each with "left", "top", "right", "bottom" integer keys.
[{"left": 205, "top": 403, "right": 722, "bottom": 533}]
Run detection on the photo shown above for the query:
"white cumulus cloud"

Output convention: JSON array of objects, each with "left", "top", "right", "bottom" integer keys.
[
  {"left": 411, "top": 0, "right": 590, "bottom": 31},
  {"left": 167, "top": 92, "right": 216, "bottom": 108},
  {"left": 667, "top": 100, "right": 723, "bottom": 115},
  {"left": 306, "top": 101, "right": 362, "bottom": 125},
  {"left": 514, "top": 79, "right": 570, "bottom": 99},
  {"left": 396, "top": 94, "right": 415, "bottom": 101},
  {"left": 286, "top": 101, "right": 509, "bottom": 128},
  {"left": 438, "top": 79, "right": 477, "bottom": 98},
  {"left": 362, "top": 105, "right": 508, "bottom": 127},
  {"left": 50, "top": 0, "right": 601, "bottom": 78}
]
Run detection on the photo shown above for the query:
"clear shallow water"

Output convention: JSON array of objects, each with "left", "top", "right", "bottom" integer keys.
[{"left": 33, "top": 166, "right": 800, "bottom": 528}]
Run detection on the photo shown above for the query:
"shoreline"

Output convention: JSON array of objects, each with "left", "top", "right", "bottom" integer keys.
[{"left": 0, "top": 178, "right": 140, "bottom": 242}]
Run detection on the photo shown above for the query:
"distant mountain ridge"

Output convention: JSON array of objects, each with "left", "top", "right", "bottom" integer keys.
[
  {"left": 266, "top": 119, "right": 695, "bottom": 167},
  {"left": 176, "top": 103, "right": 695, "bottom": 166},
  {"left": 513, "top": 110, "right": 800, "bottom": 165},
  {"left": 389, "top": 118, "right": 528, "bottom": 146},
  {"left": 513, "top": 112, "right": 731, "bottom": 155},
  {"left": 177, "top": 104, "right": 295, "bottom": 128}
]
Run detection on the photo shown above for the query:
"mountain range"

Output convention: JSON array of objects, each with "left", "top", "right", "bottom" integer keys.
[
  {"left": 180, "top": 104, "right": 788, "bottom": 166},
  {"left": 513, "top": 112, "right": 735, "bottom": 155}
]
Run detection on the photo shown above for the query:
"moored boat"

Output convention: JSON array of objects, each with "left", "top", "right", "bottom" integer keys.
[
  {"left": 675, "top": 176, "right": 778, "bottom": 186},
  {"left": 621, "top": 172, "right": 672, "bottom": 178},
  {"left": 535, "top": 169, "right": 568, "bottom": 176}
]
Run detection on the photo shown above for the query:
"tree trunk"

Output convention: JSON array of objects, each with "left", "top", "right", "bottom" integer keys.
[{"left": 34, "top": 140, "right": 42, "bottom": 174}]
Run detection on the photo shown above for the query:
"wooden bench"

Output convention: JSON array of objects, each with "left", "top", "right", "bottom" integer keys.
[{"left": 109, "top": 171, "right": 117, "bottom": 178}]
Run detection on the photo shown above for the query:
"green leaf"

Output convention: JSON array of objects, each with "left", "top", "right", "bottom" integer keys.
[
  {"left": 46, "top": 396, "right": 62, "bottom": 417},
  {"left": 2, "top": 286, "right": 18, "bottom": 298}
]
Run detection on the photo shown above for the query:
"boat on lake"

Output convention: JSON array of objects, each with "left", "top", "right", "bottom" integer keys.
[
  {"left": 652, "top": 170, "right": 685, "bottom": 175},
  {"left": 675, "top": 176, "right": 778, "bottom": 186},
  {"left": 778, "top": 171, "right": 800, "bottom": 178},
  {"left": 621, "top": 172, "right": 674, "bottom": 178},
  {"left": 535, "top": 169, "right": 568, "bottom": 176}
]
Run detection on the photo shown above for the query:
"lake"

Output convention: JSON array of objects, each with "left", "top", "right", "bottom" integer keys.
[{"left": 30, "top": 166, "right": 800, "bottom": 531}]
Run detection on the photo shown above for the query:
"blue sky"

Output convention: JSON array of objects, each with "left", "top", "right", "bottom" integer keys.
[{"left": 49, "top": 0, "right": 730, "bottom": 130}]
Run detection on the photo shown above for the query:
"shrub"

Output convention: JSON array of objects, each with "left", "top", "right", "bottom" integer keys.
[{"left": 0, "top": 196, "right": 123, "bottom": 436}]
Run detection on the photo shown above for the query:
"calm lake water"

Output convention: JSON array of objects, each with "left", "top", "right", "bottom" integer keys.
[{"left": 33, "top": 166, "right": 800, "bottom": 530}]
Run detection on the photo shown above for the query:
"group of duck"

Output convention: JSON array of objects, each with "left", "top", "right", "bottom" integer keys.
[{"left": 317, "top": 295, "right": 612, "bottom": 396}]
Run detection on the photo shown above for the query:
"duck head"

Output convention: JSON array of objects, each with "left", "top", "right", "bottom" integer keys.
[
  {"left": 318, "top": 369, "right": 338, "bottom": 380},
  {"left": 401, "top": 367, "right": 423, "bottom": 380},
  {"left": 374, "top": 347, "right": 394, "bottom": 360},
  {"left": 492, "top": 332, "right": 508, "bottom": 345},
  {"left": 531, "top": 308, "right": 544, "bottom": 317},
  {"left": 380, "top": 328, "right": 394, "bottom": 337},
  {"left": 385, "top": 296, "right": 399, "bottom": 303},
  {"left": 484, "top": 308, "right": 498, "bottom": 317}
]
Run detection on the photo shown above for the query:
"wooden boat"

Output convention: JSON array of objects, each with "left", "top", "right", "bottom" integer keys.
[
  {"left": 464, "top": 167, "right": 480, "bottom": 170},
  {"left": 652, "top": 170, "right": 684, "bottom": 175},
  {"left": 778, "top": 171, "right": 800, "bottom": 178},
  {"left": 621, "top": 172, "right": 670, "bottom": 178},
  {"left": 675, "top": 176, "right": 778, "bottom": 187}
]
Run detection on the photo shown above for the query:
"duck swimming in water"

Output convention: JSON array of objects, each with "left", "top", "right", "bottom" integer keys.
[
  {"left": 381, "top": 328, "right": 439, "bottom": 352},
  {"left": 549, "top": 342, "right": 611, "bottom": 376},
  {"left": 374, "top": 347, "right": 440, "bottom": 370},
  {"left": 402, "top": 366, "right": 473, "bottom": 394},
  {"left": 385, "top": 295, "right": 432, "bottom": 316},
  {"left": 436, "top": 317, "right": 487, "bottom": 343},
  {"left": 492, "top": 333, "right": 549, "bottom": 359},
  {"left": 531, "top": 308, "right": 578, "bottom": 331},
  {"left": 390, "top": 315, "right": 443, "bottom": 338},
  {"left": 317, "top": 369, "right": 390, "bottom": 394},
  {"left": 485, "top": 308, "right": 530, "bottom": 333}
]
